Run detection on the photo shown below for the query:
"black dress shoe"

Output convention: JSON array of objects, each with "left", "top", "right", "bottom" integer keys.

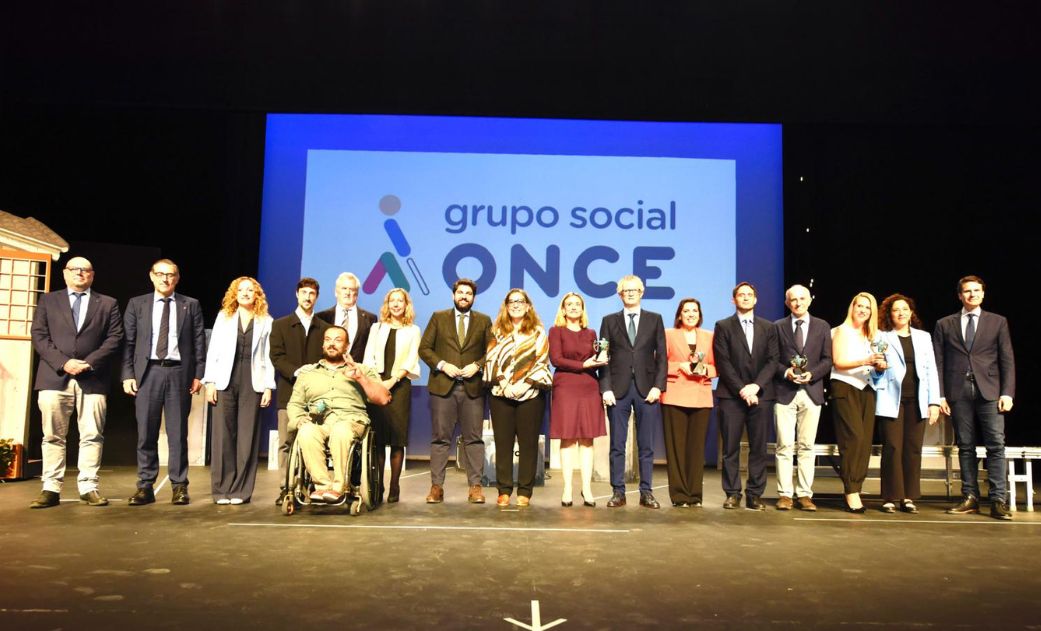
[
  {"left": 843, "top": 502, "right": 866, "bottom": 514},
  {"left": 79, "top": 490, "right": 109, "bottom": 506},
  {"left": 581, "top": 492, "right": 596, "bottom": 507},
  {"left": 946, "top": 496, "right": 979, "bottom": 515},
  {"left": 30, "top": 490, "right": 60, "bottom": 509},
  {"left": 171, "top": 485, "right": 190, "bottom": 505},
  {"left": 690, "top": 499, "right": 703, "bottom": 507},
  {"left": 745, "top": 496, "right": 766, "bottom": 511},
  {"left": 990, "top": 501, "right": 1013, "bottom": 521},
  {"left": 606, "top": 492, "right": 626, "bottom": 508},
  {"left": 723, "top": 494, "right": 742, "bottom": 510},
  {"left": 672, "top": 501, "right": 690, "bottom": 508},
  {"left": 639, "top": 493, "right": 660, "bottom": 509},
  {"left": 128, "top": 487, "right": 156, "bottom": 506},
  {"left": 275, "top": 488, "right": 288, "bottom": 506}
]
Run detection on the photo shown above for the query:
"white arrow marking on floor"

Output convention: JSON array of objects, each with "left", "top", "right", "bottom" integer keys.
[{"left": 504, "top": 600, "right": 566, "bottom": 630}]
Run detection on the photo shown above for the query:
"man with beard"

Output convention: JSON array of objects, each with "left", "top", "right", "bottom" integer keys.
[
  {"left": 418, "top": 278, "right": 494, "bottom": 504},
  {"left": 270, "top": 277, "right": 329, "bottom": 504},
  {"left": 286, "top": 326, "right": 390, "bottom": 503}
]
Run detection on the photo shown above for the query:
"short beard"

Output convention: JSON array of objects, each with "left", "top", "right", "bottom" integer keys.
[
  {"left": 323, "top": 349, "right": 345, "bottom": 363},
  {"left": 454, "top": 301, "right": 472, "bottom": 313}
]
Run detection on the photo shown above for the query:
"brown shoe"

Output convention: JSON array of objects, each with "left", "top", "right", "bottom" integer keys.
[
  {"left": 796, "top": 496, "right": 817, "bottom": 511},
  {"left": 468, "top": 484, "right": 486, "bottom": 504},
  {"left": 425, "top": 484, "right": 444, "bottom": 504},
  {"left": 517, "top": 496, "right": 530, "bottom": 508},
  {"left": 496, "top": 493, "right": 511, "bottom": 507},
  {"left": 775, "top": 496, "right": 794, "bottom": 511}
]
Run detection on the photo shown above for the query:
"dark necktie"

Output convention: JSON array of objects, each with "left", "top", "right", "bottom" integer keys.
[
  {"left": 627, "top": 313, "right": 637, "bottom": 345},
  {"left": 71, "top": 292, "right": 85, "bottom": 331},
  {"left": 965, "top": 313, "right": 976, "bottom": 351},
  {"left": 794, "top": 319, "right": 805, "bottom": 354},
  {"left": 457, "top": 313, "right": 466, "bottom": 346},
  {"left": 742, "top": 319, "right": 753, "bottom": 352},
  {"left": 156, "top": 298, "right": 171, "bottom": 359}
]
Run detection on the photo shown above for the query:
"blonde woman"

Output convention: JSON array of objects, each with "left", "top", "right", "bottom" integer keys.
[
  {"left": 830, "top": 292, "right": 887, "bottom": 512},
  {"left": 363, "top": 287, "right": 421, "bottom": 503},
  {"left": 485, "top": 289, "right": 552, "bottom": 507},
  {"left": 203, "top": 277, "right": 275, "bottom": 505},
  {"left": 548, "top": 292, "right": 607, "bottom": 507}
]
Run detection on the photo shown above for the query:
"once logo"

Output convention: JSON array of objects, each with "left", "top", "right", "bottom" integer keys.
[{"left": 363, "top": 194, "right": 430, "bottom": 295}]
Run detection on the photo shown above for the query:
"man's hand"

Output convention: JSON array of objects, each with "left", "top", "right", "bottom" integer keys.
[
  {"left": 645, "top": 387, "right": 662, "bottom": 404},
  {"left": 441, "top": 362, "right": 461, "bottom": 378},
  {"left": 123, "top": 378, "right": 138, "bottom": 396},
  {"left": 189, "top": 378, "right": 203, "bottom": 395},
  {"left": 795, "top": 371, "right": 812, "bottom": 385},
  {"left": 738, "top": 384, "right": 759, "bottom": 400},
  {"left": 63, "top": 359, "right": 90, "bottom": 375},
  {"left": 744, "top": 393, "right": 759, "bottom": 407},
  {"left": 602, "top": 391, "right": 616, "bottom": 407},
  {"left": 939, "top": 398, "right": 951, "bottom": 417},
  {"left": 998, "top": 396, "right": 1014, "bottom": 413},
  {"left": 459, "top": 363, "right": 480, "bottom": 379}
]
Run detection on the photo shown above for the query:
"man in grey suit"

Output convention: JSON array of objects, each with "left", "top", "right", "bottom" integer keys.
[
  {"left": 772, "top": 284, "right": 832, "bottom": 511},
  {"left": 933, "top": 275, "right": 1016, "bottom": 520},
  {"left": 713, "top": 282, "right": 778, "bottom": 511},
  {"left": 29, "top": 256, "right": 124, "bottom": 508},
  {"left": 121, "top": 259, "right": 206, "bottom": 506},
  {"left": 599, "top": 274, "right": 667, "bottom": 509},
  {"left": 418, "top": 278, "right": 493, "bottom": 504}
]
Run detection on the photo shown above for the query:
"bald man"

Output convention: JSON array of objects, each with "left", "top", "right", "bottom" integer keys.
[{"left": 29, "top": 256, "right": 124, "bottom": 508}]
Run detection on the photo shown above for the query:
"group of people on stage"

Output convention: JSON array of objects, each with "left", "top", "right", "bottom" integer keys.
[{"left": 28, "top": 258, "right": 1016, "bottom": 520}]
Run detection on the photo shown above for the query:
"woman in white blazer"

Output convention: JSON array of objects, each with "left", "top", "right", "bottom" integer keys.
[
  {"left": 203, "top": 276, "right": 276, "bottom": 504},
  {"left": 875, "top": 293, "right": 941, "bottom": 514},
  {"left": 362, "top": 288, "right": 421, "bottom": 503}
]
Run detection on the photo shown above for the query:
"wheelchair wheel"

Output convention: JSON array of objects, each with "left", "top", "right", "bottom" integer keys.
[
  {"left": 359, "top": 426, "right": 382, "bottom": 511},
  {"left": 280, "top": 494, "right": 295, "bottom": 516},
  {"left": 349, "top": 497, "right": 362, "bottom": 516}
]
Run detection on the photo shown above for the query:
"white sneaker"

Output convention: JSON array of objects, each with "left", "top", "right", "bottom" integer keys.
[
  {"left": 215, "top": 498, "right": 231, "bottom": 505},
  {"left": 229, "top": 498, "right": 244, "bottom": 505}
]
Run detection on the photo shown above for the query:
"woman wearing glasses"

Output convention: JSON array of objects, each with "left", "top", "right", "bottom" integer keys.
[{"left": 485, "top": 289, "right": 552, "bottom": 507}]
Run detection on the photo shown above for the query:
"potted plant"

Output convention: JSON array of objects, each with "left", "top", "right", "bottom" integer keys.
[{"left": 0, "top": 438, "right": 21, "bottom": 480}]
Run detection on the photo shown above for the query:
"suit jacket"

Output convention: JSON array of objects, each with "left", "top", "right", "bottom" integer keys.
[
  {"left": 419, "top": 308, "right": 493, "bottom": 398},
  {"left": 315, "top": 305, "right": 377, "bottom": 362},
  {"left": 712, "top": 313, "right": 777, "bottom": 401},
  {"left": 31, "top": 288, "right": 124, "bottom": 394},
  {"left": 932, "top": 309, "right": 1015, "bottom": 402},
  {"left": 597, "top": 309, "right": 667, "bottom": 398},
  {"left": 120, "top": 293, "right": 206, "bottom": 385},
  {"left": 773, "top": 314, "right": 833, "bottom": 406},
  {"left": 202, "top": 311, "right": 277, "bottom": 392},
  {"left": 269, "top": 312, "right": 330, "bottom": 409},
  {"left": 875, "top": 328, "right": 941, "bottom": 419},
  {"left": 660, "top": 327, "right": 717, "bottom": 409}
]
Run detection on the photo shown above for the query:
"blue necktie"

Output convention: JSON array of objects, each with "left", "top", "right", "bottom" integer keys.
[
  {"left": 965, "top": 313, "right": 976, "bottom": 351},
  {"left": 627, "top": 313, "right": 637, "bottom": 345},
  {"left": 71, "top": 292, "right": 85, "bottom": 332}
]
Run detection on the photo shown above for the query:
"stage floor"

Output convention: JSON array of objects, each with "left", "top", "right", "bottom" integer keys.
[{"left": 2, "top": 465, "right": 1039, "bottom": 630}]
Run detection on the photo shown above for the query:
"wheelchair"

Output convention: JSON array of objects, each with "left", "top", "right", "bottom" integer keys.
[{"left": 280, "top": 419, "right": 382, "bottom": 517}]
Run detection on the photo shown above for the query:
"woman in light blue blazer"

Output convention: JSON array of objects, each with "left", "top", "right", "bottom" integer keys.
[
  {"left": 875, "top": 293, "right": 941, "bottom": 514},
  {"left": 203, "top": 277, "right": 276, "bottom": 504}
]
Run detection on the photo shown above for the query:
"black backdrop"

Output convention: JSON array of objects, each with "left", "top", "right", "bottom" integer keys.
[{"left": 3, "top": 3, "right": 1039, "bottom": 448}]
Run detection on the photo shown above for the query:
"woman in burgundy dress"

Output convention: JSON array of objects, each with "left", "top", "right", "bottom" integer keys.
[{"left": 549, "top": 292, "right": 608, "bottom": 507}]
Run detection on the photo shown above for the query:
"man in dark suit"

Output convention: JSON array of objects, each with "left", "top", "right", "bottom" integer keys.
[
  {"left": 418, "top": 278, "right": 493, "bottom": 504},
  {"left": 772, "top": 284, "right": 832, "bottom": 511},
  {"left": 713, "top": 281, "right": 778, "bottom": 511},
  {"left": 933, "top": 275, "right": 1016, "bottom": 520},
  {"left": 29, "top": 256, "right": 124, "bottom": 509},
  {"left": 270, "top": 277, "right": 329, "bottom": 505},
  {"left": 121, "top": 259, "right": 206, "bottom": 506},
  {"left": 315, "top": 272, "right": 377, "bottom": 362},
  {"left": 599, "top": 274, "right": 667, "bottom": 509}
]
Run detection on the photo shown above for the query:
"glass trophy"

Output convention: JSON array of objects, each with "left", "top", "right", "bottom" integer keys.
[{"left": 593, "top": 337, "right": 610, "bottom": 363}]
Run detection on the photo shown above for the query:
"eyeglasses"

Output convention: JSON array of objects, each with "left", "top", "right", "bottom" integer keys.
[
  {"left": 507, "top": 299, "right": 528, "bottom": 305},
  {"left": 620, "top": 289, "right": 642, "bottom": 295},
  {"left": 65, "top": 267, "right": 93, "bottom": 274},
  {"left": 151, "top": 271, "right": 178, "bottom": 279}
]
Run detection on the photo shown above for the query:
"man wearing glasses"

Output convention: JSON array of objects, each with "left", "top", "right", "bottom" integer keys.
[
  {"left": 29, "top": 257, "right": 124, "bottom": 508},
  {"left": 121, "top": 259, "right": 206, "bottom": 506},
  {"left": 599, "top": 275, "right": 668, "bottom": 508},
  {"left": 316, "top": 272, "right": 377, "bottom": 362}
]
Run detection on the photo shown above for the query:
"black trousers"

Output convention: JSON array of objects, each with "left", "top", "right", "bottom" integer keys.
[
  {"left": 879, "top": 398, "right": 926, "bottom": 501},
  {"left": 718, "top": 397, "right": 771, "bottom": 498},
  {"left": 830, "top": 380, "right": 876, "bottom": 494},
  {"left": 489, "top": 394, "right": 544, "bottom": 497},
  {"left": 662, "top": 405, "right": 710, "bottom": 504}
]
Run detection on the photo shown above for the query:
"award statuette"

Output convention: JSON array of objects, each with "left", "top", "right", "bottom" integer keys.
[
  {"left": 870, "top": 339, "right": 889, "bottom": 355},
  {"left": 689, "top": 350, "right": 707, "bottom": 377},
  {"left": 310, "top": 399, "right": 329, "bottom": 424},
  {"left": 593, "top": 337, "right": 610, "bottom": 363},
  {"left": 789, "top": 353, "right": 808, "bottom": 376}
]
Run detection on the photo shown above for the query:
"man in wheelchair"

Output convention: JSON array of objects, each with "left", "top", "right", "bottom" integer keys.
[{"left": 287, "top": 326, "right": 391, "bottom": 503}]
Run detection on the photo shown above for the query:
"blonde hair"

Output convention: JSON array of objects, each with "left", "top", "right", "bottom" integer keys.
[
  {"left": 220, "top": 276, "right": 269, "bottom": 317},
  {"left": 843, "top": 291, "right": 878, "bottom": 340},
  {"left": 553, "top": 292, "right": 588, "bottom": 328},
  {"left": 493, "top": 288, "right": 542, "bottom": 336},
  {"left": 379, "top": 287, "right": 415, "bottom": 326},
  {"left": 615, "top": 274, "right": 644, "bottom": 294}
]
